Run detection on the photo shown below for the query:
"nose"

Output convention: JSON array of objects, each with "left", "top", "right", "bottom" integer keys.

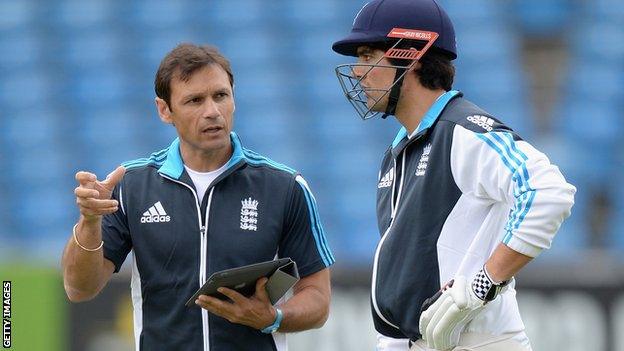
[
  {"left": 202, "top": 99, "right": 220, "bottom": 119},
  {"left": 352, "top": 65, "right": 366, "bottom": 79}
]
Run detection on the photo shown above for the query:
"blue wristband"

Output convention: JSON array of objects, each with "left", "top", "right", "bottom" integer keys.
[{"left": 261, "top": 308, "right": 283, "bottom": 334}]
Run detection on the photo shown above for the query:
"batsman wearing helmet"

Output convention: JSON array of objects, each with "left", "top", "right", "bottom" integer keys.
[{"left": 332, "top": 1, "right": 576, "bottom": 350}]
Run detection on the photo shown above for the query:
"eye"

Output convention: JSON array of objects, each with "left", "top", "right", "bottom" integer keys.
[
  {"left": 358, "top": 53, "right": 373, "bottom": 63},
  {"left": 187, "top": 96, "right": 203, "bottom": 104},
  {"left": 214, "top": 91, "right": 230, "bottom": 100}
]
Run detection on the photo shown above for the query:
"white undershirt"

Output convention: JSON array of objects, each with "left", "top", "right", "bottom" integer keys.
[{"left": 185, "top": 162, "right": 229, "bottom": 202}]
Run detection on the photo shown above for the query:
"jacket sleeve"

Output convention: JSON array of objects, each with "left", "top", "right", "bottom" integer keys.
[
  {"left": 278, "top": 175, "right": 335, "bottom": 277},
  {"left": 450, "top": 125, "right": 576, "bottom": 257},
  {"left": 101, "top": 181, "right": 132, "bottom": 272}
]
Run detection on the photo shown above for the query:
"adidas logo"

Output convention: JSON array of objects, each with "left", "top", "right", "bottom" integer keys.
[
  {"left": 467, "top": 115, "right": 494, "bottom": 132},
  {"left": 378, "top": 168, "right": 394, "bottom": 188},
  {"left": 140, "top": 201, "right": 171, "bottom": 223}
]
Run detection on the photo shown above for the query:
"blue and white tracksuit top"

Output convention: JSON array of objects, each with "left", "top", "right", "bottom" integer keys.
[{"left": 371, "top": 90, "right": 576, "bottom": 341}]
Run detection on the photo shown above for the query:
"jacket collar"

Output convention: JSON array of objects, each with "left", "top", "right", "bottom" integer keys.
[
  {"left": 391, "top": 90, "right": 462, "bottom": 149},
  {"left": 158, "top": 131, "right": 246, "bottom": 180}
]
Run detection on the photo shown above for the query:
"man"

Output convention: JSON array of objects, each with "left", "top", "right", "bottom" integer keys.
[
  {"left": 332, "top": 1, "right": 575, "bottom": 350},
  {"left": 62, "top": 43, "right": 334, "bottom": 351}
]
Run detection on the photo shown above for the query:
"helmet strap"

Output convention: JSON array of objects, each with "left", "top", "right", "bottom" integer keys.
[{"left": 381, "top": 67, "right": 406, "bottom": 119}]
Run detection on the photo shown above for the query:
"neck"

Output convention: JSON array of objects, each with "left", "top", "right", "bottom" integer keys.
[
  {"left": 180, "top": 141, "right": 232, "bottom": 172},
  {"left": 393, "top": 85, "right": 446, "bottom": 135}
]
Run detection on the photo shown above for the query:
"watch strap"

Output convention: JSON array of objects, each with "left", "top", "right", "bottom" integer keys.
[{"left": 261, "top": 308, "right": 283, "bottom": 334}]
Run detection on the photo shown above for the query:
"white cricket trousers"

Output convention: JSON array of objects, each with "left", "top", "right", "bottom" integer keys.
[{"left": 377, "top": 332, "right": 532, "bottom": 351}]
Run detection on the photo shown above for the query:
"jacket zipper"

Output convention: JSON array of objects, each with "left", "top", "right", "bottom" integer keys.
[
  {"left": 160, "top": 174, "right": 212, "bottom": 351},
  {"left": 371, "top": 150, "right": 407, "bottom": 330},
  {"left": 201, "top": 188, "right": 214, "bottom": 351}
]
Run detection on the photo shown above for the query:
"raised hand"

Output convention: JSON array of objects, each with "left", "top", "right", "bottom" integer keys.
[{"left": 74, "top": 166, "right": 125, "bottom": 222}]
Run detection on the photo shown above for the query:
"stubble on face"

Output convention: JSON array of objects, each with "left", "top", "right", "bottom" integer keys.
[
  {"left": 356, "top": 47, "right": 396, "bottom": 113},
  {"left": 167, "top": 64, "right": 235, "bottom": 170}
]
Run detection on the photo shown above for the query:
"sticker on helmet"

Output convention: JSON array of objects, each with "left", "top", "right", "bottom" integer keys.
[{"left": 385, "top": 28, "right": 439, "bottom": 60}]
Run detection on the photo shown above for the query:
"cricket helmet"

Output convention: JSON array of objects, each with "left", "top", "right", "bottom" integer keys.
[{"left": 332, "top": 0, "right": 457, "bottom": 120}]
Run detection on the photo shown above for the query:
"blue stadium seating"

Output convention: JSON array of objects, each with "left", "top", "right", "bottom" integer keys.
[
  {"left": 194, "top": 0, "right": 265, "bottom": 29},
  {"left": 0, "top": 69, "right": 51, "bottom": 111},
  {"left": 61, "top": 31, "right": 122, "bottom": 67},
  {"left": 65, "top": 68, "right": 129, "bottom": 108},
  {"left": 607, "top": 156, "right": 624, "bottom": 249},
  {"left": 50, "top": 0, "right": 114, "bottom": 29},
  {"left": 2, "top": 0, "right": 621, "bottom": 262},
  {"left": 281, "top": 1, "right": 342, "bottom": 26},
  {"left": 571, "top": 21, "right": 624, "bottom": 63},
  {"left": 551, "top": 6, "right": 624, "bottom": 249},
  {"left": 439, "top": 0, "right": 500, "bottom": 23},
  {"left": 0, "top": 31, "right": 42, "bottom": 71},
  {"left": 0, "top": 1, "right": 37, "bottom": 31},
  {"left": 592, "top": 0, "right": 624, "bottom": 18},
  {"left": 123, "top": 0, "right": 189, "bottom": 30},
  {"left": 508, "top": 0, "right": 572, "bottom": 37}
]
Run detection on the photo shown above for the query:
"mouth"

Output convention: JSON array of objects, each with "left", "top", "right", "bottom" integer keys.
[
  {"left": 357, "top": 85, "right": 370, "bottom": 98},
  {"left": 201, "top": 126, "right": 223, "bottom": 134}
]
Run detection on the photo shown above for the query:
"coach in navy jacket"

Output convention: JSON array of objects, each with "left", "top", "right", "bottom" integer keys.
[{"left": 62, "top": 43, "right": 334, "bottom": 351}]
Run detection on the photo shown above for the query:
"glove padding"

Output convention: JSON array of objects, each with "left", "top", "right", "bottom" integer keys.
[{"left": 418, "top": 276, "right": 485, "bottom": 351}]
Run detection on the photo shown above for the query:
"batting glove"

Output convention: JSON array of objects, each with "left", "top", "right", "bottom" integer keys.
[{"left": 418, "top": 267, "right": 509, "bottom": 350}]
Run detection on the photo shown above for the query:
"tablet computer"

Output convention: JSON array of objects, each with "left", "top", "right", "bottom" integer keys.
[{"left": 185, "top": 257, "right": 299, "bottom": 307}]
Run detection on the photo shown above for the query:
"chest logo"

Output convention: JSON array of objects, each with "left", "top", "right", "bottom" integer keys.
[
  {"left": 240, "top": 197, "right": 259, "bottom": 231},
  {"left": 378, "top": 168, "right": 394, "bottom": 188},
  {"left": 141, "top": 201, "right": 171, "bottom": 223},
  {"left": 416, "top": 143, "right": 432, "bottom": 177}
]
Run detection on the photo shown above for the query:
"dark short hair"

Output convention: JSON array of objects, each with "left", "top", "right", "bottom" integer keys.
[
  {"left": 372, "top": 41, "right": 455, "bottom": 91},
  {"left": 154, "top": 43, "right": 234, "bottom": 106},
  {"left": 411, "top": 49, "right": 455, "bottom": 91}
]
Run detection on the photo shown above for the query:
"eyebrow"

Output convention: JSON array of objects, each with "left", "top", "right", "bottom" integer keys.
[
  {"left": 181, "top": 86, "right": 230, "bottom": 101},
  {"left": 181, "top": 92, "right": 205, "bottom": 101},
  {"left": 213, "top": 87, "right": 230, "bottom": 94}
]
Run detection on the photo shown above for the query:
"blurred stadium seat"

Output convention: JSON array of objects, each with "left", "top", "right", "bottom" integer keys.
[
  {"left": 0, "top": 0, "right": 621, "bottom": 267},
  {"left": 50, "top": 0, "right": 113, "bottom": 30},
  {"left": 0, "top": 31, "right": 42, "bottom": 70},
  {"left": 509, "top": 0, "right": 572, "bottom": 37},
  {"left": 0, "top": 0, "right": 37, "bottom": 31},
  {"left": 2, "top": 1, "right": 624, "bottom": 350},
  {"left": 548, "top": 2, "right": 624, "bottom": 249}
]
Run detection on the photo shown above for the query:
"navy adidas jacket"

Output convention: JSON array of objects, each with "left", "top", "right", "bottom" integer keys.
[{"left": 102, "top": 132, "right": 334, "bottom": 351}]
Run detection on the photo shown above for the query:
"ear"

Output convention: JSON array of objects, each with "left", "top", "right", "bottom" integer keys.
[{"left": 155, "top": 97, "right": 173, "bottom": 124}]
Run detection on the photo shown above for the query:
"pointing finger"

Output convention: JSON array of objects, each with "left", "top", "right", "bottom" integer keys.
[{"left": 100, "top": 166, "right": 126, "bottom": 190}]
